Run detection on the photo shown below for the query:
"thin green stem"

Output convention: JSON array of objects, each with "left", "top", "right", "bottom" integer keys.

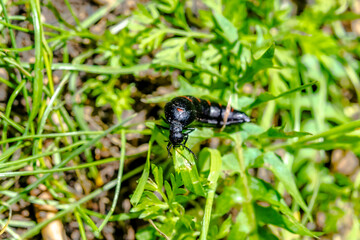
[
  {"left": 0, "top": 131, "right": 103, "bottom": 145},
  {"left": 0, "top": 158, "right": 119, "bottom": 178},
  {"left": 32, "top": 73, "right": 69, "bottom": 156},
  {"left": 2, "top": 80, "right": 26, "bottom": 148},
  {"left": 200, "top": 149, "right": 221, "bottom": 240},
  {"left": 0, "top": 112, "right": 25, "bottom": 134},
  {"left": 97, "top": 129, "right": 126, "bottom": 233},
  {"left": 51, "top": 63, "right": 151, "bottom": 74},
  {"left": 0, "top": 55, "right": 32, "bottom": 77},
  {"left": 63, "top": 0, "right": 81, "bottom": 27},
  {"left": 166, "top": 28, "right": 214, "bottom": 39},
  {"left": 0, "top": 76, "right": 16, "bottom": 88},
  {"left": 0, "top": 45, "right": 34, "bottom": 52},
  {"left": 25, "top": 0, "right": 44, "bottom": 137},
  {"left": 0, "top": 0, "right": 18, "bottom": 50},
  {"left": 0, "top": 19, "right": 31, "bottom": 32},
  {"left": 74, "top": 210, "right": 87, "bottom": 240},
  {"left": 0, "top": 141, "right": 85, "bottom": 169}
]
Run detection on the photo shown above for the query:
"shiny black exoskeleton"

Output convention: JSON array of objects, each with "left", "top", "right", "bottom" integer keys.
[{"left": 164, "top": 95, "right": 250, "bottom": 158}]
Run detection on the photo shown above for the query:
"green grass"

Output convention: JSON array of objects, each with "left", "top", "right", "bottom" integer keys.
[{"left": 1, "top": 0, "right": 360, "bottom": 239}]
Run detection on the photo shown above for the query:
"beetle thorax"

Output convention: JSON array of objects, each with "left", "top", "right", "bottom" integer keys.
[
  {"left": 165, "top": 98, "right": 196, "bottom": 126},
  {"left": 169, "top": 121, "right": 184, "bottom": 145}
]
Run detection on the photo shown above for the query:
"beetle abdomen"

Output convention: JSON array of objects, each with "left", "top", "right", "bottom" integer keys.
[{"left": 165, "top": 95, "right": 250, "bottom": 127}]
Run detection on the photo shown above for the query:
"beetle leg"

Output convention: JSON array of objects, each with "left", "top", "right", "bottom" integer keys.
[
  {"left": 181, "top": 143, "right": 197, "bottom": 160},
  {"left": 183, "top": 128, "right": 194, "bottom": 145},
  {"left": 183, "top": 128, "right": 195, "bottom": 134},
  {"left": 167, "top": 142, "right": 173, "bottom": 157},
  {"left": 183, "top": 134, "right": 189, "bottom": 145}
]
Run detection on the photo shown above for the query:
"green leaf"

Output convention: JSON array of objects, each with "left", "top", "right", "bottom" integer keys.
[
  {"left": 250, "top": 177, "right": 316, "bottom": 237},
  {"left": 138, "top": 28, "right": 167, "bottom": 52},
  {"left": 151, "top": 164, "right": 163, "bottom": 191},
  {"left": 135, "top": 226, "right": 156, "bottom": 240},
  {"left": 244, "top": 148, "right": 263, "bottom": 169},
  {"left": 154, "top": 37, "right": 188, "bottom": 63},
  {"left": 173, "top": 147, "right": 205, "bottom": 197},
  {"left": 221, "top": 153, "right": 240, "bottom": 173},
  {"left": 239, "top": 43, "right": 275, "bottom": 85},
  {"left": 228, "top": 211, "right": 251, "bottom": 240},
  {"left": 255, "top": 204, "right": 317, "bottom": 237},
  {"left": 253, "top": 41, "right": 275, "bottom": 60},
  {"left": 222, "top": 148, "right": 263, "bottom": 173},
  {"left": 245, "top": 81, "right": 318, "bottom": 110},
  {"left": 164, "top": 180, "right": 173, "bottom": 202},
  {"left": 241, "top": 123, "right": 265, "bottom": 136},
  {"left": 131, "top": 191, "right": 168, "bottom": 218},
  {"left": 130, "top": 137, "right": 154, "bottom": 206},
  {"left": 156, "top": 0, "right": 179, "bottom": 14},
  {"left": 202, "top": 0, "right": 222, "bottom": 14},
  {"left": 257, "top": 227, "right": 280, "bottom": 240},
  {"left": 213, "top": 11, "right": 238, "bottom": 43},
  {"left": 187, "top": 127, "right": 214, "bottom": 149},
  {"left": 296, "top": 136, "right": 360, "bottom": 153},
  {"left": 215, "top": 185, "right": 243, "bottom": 216},
  {"left": 259, "top": 126, "right": 312, "bottom": 139},
  {"left": 263, "top": 152, "right": 310, "bottom": 216},
  {"left": 216, "top": 215, "right": 232, "bottom": 239}
]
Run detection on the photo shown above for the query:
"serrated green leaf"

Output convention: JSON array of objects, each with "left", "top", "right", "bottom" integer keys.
[
  {"left": 154, "top": 37, "right": 188, "bottom": 63},
  {"left": 144, "top": 179, "right": 158, "bottom": 192},
  {"left": 151, "top": 164, "right": 163, "bottom": 190},
  {"left": 139, "top": 205, "right": 164, "bottom": 218},
  {"left": 259, "top": 126, "right": 312, "bottom": 139},
  {"left": 138, "top": 29, "right": 166, "bottom": 52}
]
